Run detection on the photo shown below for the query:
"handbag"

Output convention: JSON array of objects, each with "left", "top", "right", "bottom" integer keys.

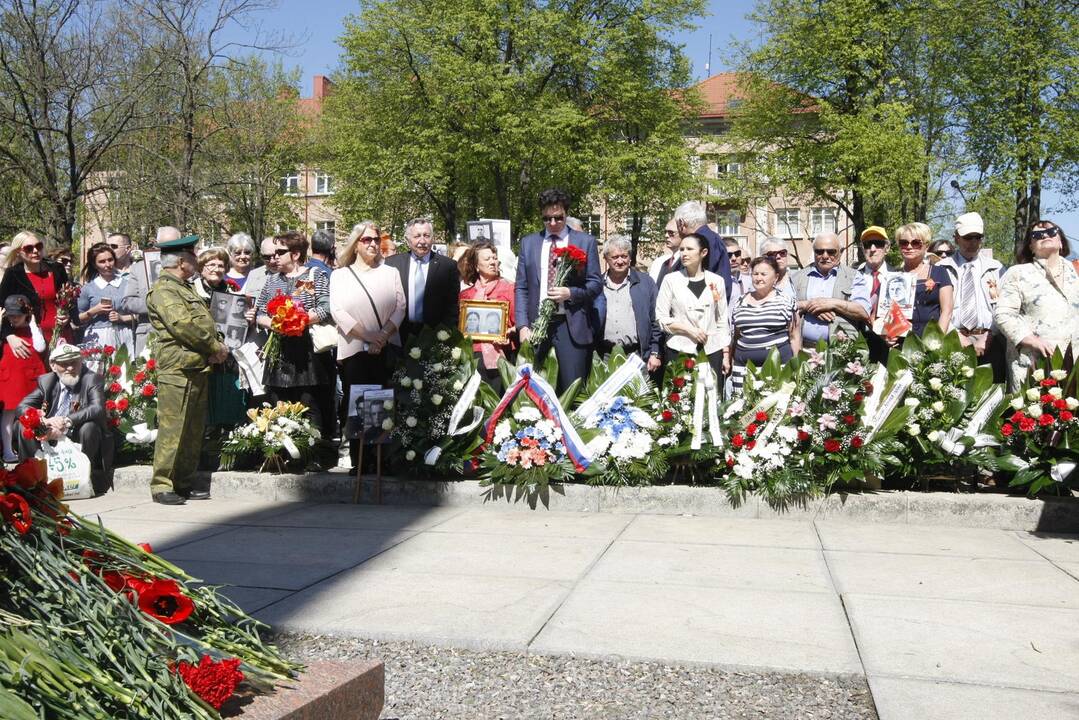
[{"left": 310, "top": 322, "right": 338, "bottom": 354}]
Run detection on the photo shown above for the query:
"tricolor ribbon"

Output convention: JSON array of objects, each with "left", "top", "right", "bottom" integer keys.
[
  {"left": 481, "top": 364, "right": 592, "bottom": 472},
  {"left": 691, "top": 362, "right": 723, "bottom": 450}
]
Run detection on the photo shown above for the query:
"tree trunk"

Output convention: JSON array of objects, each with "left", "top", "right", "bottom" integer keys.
[{"left": 1013, "top": 177, "right": 1041, "bottom": 261}]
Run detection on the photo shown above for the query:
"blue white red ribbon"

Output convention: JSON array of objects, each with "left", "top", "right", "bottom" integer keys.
[{"left": 482, "top": 364, "right": 593, "bottom": 472}]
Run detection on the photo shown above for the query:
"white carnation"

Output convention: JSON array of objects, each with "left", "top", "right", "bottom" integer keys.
[
  {"left": 405, "top": 449, "right": 416, "bottom": 461},
  {"left": 514, "top": 407, "right": 542, "bottom": 422},
  {"left": 409, "top": 347, "right": 422, "bottom": 359},
  {"left": 437, "top": 329, "right": 450, "bottom": 342},
  {"left": 381, "top": 418, "right": 394, "bottom": 430},
  {"left": 383, "top": 399, "right": 394, "bottom": 411},
  {"left": 928, "top": 377, "right": 942, "bottom": 391},
  {"left": 453, "top": 379, "right": 464, "bottom": 391},
  {"left": 451, "top": 347, "right": 462, "bottom": 360},
  {"left": 432, "top": 394, "right": 443, "bottom": 406},
  {"left": 401, "top": 376, "right": 412, "bottom": 388},
  {"left": 924, "top": 337, "right": 941, "bottom": 351},
  {"left": 1049, "top": 387, "right": 1063, "bottom": 399},
  {"left": 1032, "top": 369, "right": 1045, "bottom": 381},
  {"left": 1050, "top": 370, "right": 1068, "bottom": 381},
  {"left": 413, "top": 380, "right": 423, "bottom": 390},
  {"left": 405, "top": 416, "right": 418, "bottom": 428}
]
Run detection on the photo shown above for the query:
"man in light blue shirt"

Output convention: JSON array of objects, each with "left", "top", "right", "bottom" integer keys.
[{"left": 792, "top": 233, "right": 871, "bottom": 346}]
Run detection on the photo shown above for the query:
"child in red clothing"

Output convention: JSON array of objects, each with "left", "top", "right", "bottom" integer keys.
[{"left": 0, "top": 295, "right": 46, "bottom": 462}]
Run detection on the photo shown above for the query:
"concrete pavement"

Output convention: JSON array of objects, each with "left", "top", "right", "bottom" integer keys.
[{"left": 74, "top": 492, "right": 1079, "bottom": 719}]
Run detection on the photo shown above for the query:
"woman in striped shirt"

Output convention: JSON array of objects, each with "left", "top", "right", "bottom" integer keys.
[{"left": 729, "top": 255, "right": 800, "bottom": 394}]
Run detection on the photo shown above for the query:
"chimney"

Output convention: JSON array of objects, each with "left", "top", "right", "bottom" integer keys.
[{"left": 313, "top": 75, "right": 332, "bottom": 100}]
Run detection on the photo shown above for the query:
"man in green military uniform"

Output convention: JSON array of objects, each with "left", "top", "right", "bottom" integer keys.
[{"left": 147, "top": 234, "right": 229, "bottom": 505}]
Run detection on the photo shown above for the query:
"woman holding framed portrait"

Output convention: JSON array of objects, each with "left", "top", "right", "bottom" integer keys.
[{"left": 458, "top": 240, "right": 515, "bottom": 393}]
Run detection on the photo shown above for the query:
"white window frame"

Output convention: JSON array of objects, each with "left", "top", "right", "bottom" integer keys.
[
  {"left": 583, "top": 214, "right": 602, "bottom": 237},
  {"left": 775, "top": 208, "right": 801, "bottom": 239},
  {"left": 314, "top": 172, "right": 334, "bottom": 195},
  {"left": 714, "top": 209, "right": 741, "bottom": 236},
  {"left": 281, "top": 172, "right": 300, "bottom": 195},
  {"left": 714, "top": 161, "right": 742, "bottom": 177},
  {"left": 810, "top": 208, "right": 838, "bottom": 236},
  {"left": 315, "top": 220, "right": 336, "bottom": 235}
]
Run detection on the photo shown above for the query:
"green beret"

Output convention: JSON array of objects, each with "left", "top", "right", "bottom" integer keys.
[{"left": 158, "top": 234, "right": 199, "bottom": 254}]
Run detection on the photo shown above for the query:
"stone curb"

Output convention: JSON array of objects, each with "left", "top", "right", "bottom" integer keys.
[{"left": 110, "top": 466, "right": 1079, "bottom": 532}]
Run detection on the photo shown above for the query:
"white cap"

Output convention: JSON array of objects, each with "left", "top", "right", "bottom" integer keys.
[
  {"left": 955, "top": 212, "right": 984, "bottom": 237},
  {"left": 50, "top": 343, "right": 82, "bottom": 363}
]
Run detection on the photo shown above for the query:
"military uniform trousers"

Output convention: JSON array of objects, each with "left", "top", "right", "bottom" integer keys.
[{"left": 151, "top": 369, "right": 209, "bottom": 495}]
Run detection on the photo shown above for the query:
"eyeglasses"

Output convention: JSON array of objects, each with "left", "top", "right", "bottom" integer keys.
[
  {"left": 898, "top": 239, "right": 924, "bottom": 249},
  {"left": 936, "top": 249, "right": 953, "bottom": 257},
  {"left": 233, "top": 249, "right": 252, "bottom": 255},
  {"left": 664, "top": 230, "right": 678, "bottom": 237},
  {"left": 1031, "top": 227, "right": 1060, "bottom": 241},
  {"left": 542, "top": 215, "right": 565, "bottom": 223},
  {"left": 357, "top": 236, "right": 379, "bottom": 244},
  {"left": 272, "top": 248, "right": 291, "bottom": 257},
  {"left": 107, "top": 243, "right": 128, "bottom": 250},
  {"left": 814, "top": 248, "right": 839, "bottom": 256},
  {"left": 21, "top": 243, "right": 43, "bottom": 252},
  {"left": 862, "top": 239, "right": 887, "bottom": 250},
  {"left": 764, "top": 249, "right": 788, "bottom": 259},
  {"left": 728, "top": 250, "right": 742, "bottom": 258}
]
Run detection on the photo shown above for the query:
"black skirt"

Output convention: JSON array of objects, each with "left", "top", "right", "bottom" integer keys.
[{"left": 263, "top": 332, "right": 330, "bottom": 388}]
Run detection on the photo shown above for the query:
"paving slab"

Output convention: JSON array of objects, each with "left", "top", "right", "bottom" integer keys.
[
  {"left": 827, "top": 552, "right": 1079, "bottom": 608},
  {"left": 845, "top": 594, "right": 1079, "bottom": 692},
  {"left": 1015, "top": 531, "right": 1079, "bottom": 563},
  {"left": 592, "top": 540, "right": 833, "bottom": 594},
  {"left": 70, "top": 493, "right": 148, "bottom": 514},
  {"left": 868, "top": 677, "right": 1079, "bottom": 720},
  {"left": 620, "top": 515, "right": 821, "bottom": 549},
  {"left": 425, "top": 508, "right": 633, "bottom": 539},
  {"left": 531, "top": 579, "right": 862, "bottom": 675},
  {"left": 256, "top": 569, "right": 572, "bottom": 650},
  {"left": 81, "top": 516, "right": 232, "bottom": 552},
  {"left": 360, "top": 530, "right": 612, "bottom": 581},
  {"left": 816, "top": 521, "right": 1040, "bottom": 560},
  {"left": 1060, "top": 562, "right": 1079, "bottom": 582},
  {"left": 167, "top": 558, "right": 352, "bottom": 590},
  {"left": 217, "top": 586, "right": 294, "bottom": 614},
  {"left": 97, "top": 498, "right": 309, "bottom": 525},
  {"left": 250, "top": 503, "right": 465, "bottom": 532},
  {"left": 162, "top": 525, "right": 415, "bottom": 567}
]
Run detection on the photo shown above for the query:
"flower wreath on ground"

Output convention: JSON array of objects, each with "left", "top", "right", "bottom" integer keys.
[
  {"left": 221, "top": 401, "right": 321, "bottom": 473},
  {"left": 717, "top": 332, "right": 909, "bottom": 508},
  {"left": 575, "top": 347, "right": 666, "bottom": 486},
  {"left": 0, "top": 459, "right": 300, "bottom": 718},
  {"left": 389, "top": 326, "right": 496, "bottom": 474},
  {"left": 978, "top": 354, "right": 1079, "bottom": 494}
]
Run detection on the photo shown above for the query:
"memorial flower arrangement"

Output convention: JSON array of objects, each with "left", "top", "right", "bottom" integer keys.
[
  {"left": 0, "top": 459, "right": 300, "bottom": 718},
  {"left": 221, "top": 401, "right": 320, "bottom": 472},
  {"left": 528, "top": 244, "right": 587, "bottom": 345},
  {"left": 262, "top": 292, "right": 309, "bottom": 361},
  {"left": 390, "top": 326, "right": 494, "bottom": 473},
  {"left": 985, "top": 360, "right": 1079, "bottom": 494},
  {"left": 653, "top": 354, "right": 699, "bottom": 451},
  {"left": 482, "top": 405, "right": 575, "bottom": 489}
]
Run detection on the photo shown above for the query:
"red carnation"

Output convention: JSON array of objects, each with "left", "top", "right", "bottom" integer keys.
[
  {"left": 1041, "top": 378, "right": 1057, "bottom": 387},
  {"left": 1010, "top": 411, "right": 1026, "bottom": 423},
  {"left": 755, "top": 411, "right": 768, "bottom": 423},
  {"left": 1062, "top": 411, "right": 1074, "bottom": 422},
  {"left": 823, "top": 438, "right": 842, "bottom": 453},
  {"left": 108, "top": 364, "right": 121, "bottom": 377},
  {"left": 850, "top": 436, "right": 864, "bottom": 449},
  {"left": 103, "top": 345, "right": 115, "bottom": 355},
  {"left": 684, "top": 359, "right": 696, "bottom": 370},
  {"left": 1039, "top": 413, "right": 1055, "bottom": 427},
  {"left": 669, "top": 392, "right": 681, "bottom": 403},
  {"left": 142, "top": 383, "right": 156, "bottom": 397},
  {"left": 1001, "top": 423, "right": 1014, "bottom": 436},
  {"left": 661, "top": 410, "right": 674, "bottom": 422},
  {"left": 843, "top": 414, "right": 856, "bottom": 425},
  {"left": 134, "top": 371, "right": 146, "bottom": 383},
  {"left": 109, "top": 382, "right": 122, "bottom": 394},
  {"left": 117, "top": 397, "right": 129, "bottom": 411},
  {"left": 105, "top": 400, "right": 116, "bottom": 411},
  {"left": 797, "top": 430, "right": 810, "bottom": 442},
  {"left": 1041, "top": 394, "right": 1054, "bottom": 404},
  {"left": 1053, "top": 399, "right": 1068, "bottom": 410},
  {"left": 109, "top": 417, "right": 120, "bottom": 428},
  {"left": 672, "top": 377, "right": 686, "bottom": 388},
  {"left": 175, "top": 655, "right": 244, "bottom": 711},
  {"left": 853, "top": 393, "right": 864, "bottom": 403},
  {"left": 745, "top": 423, "right": 758, "bottom": 436},
  {"left": 1019, "top": 417, "right": 1037, "bottom": 432},
  {"left": 732, "top": 433, "right": 745, "bottom": 448},
  {"left": 146, "top": 359, "right": 156, "bottom": 371},
  {"left": 746, "top": 440, "right": 756, "bottom": 450}
]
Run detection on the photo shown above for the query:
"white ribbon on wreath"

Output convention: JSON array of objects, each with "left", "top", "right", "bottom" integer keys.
[
  {"left": 573, "top": 353, "right": 646, "bottom": 424},
  {"left": 939, "top": 385, "right": 1004, "bottom": 456},
  {"left": 691, "top": 362, "right": 723, "bottom": 450},
  {"left": 865, "top": 370, "right": 914, "bottom": 443},
  {"left": 424, "top": 371, "right": 485, "bottom": 466}
]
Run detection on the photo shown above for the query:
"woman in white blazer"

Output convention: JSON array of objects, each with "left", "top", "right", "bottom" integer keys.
[{"left": 655, "top": 233, "right": 731, "bottom": 377}]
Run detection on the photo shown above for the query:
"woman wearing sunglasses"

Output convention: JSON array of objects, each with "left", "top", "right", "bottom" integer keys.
[
  {"left": 995, "top": 220, "right": 1079, "bottom": 390},
  {"left": 0, "top": 231, "right": 72, "bottom": 357},
  {"left": 886, "top": 222, "right": 953, "bottom": 345}
]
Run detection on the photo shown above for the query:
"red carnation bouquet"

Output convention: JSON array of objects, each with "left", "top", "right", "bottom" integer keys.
[
  {"left": 529, "top": 244, "right": 587, "bottom": 346},
  {"left": 18, "top": 407, "right": 49, "bottom": 442},
  {"left": 262, "top": 292, "right": 310, "bottom": 361}
]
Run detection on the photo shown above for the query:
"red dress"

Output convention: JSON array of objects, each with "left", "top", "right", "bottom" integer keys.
[
  {"left": 26, "top": 270, "right": 58, "bottom": 343},
  {"left": 0, "top": 326, "right": 46, "bottom": 408}
]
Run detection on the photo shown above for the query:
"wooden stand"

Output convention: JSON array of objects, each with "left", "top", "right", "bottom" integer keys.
[{"left": 351, "top": 437, "right": 386, "bottom": 505}]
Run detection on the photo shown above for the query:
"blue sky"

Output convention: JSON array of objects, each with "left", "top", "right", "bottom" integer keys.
[{"left": 257, "top": 0, "right": 1075, "bottom": 242}]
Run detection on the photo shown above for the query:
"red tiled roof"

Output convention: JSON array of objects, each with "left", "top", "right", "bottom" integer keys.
[{"left": 693, "top": 72, "right": 748, "bottom": 118}]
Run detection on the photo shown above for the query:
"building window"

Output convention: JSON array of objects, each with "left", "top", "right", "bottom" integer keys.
[
  {"left": 775, "top": 208, "right": 801, "bottom": 238},
  {"left": 810, "top": 208, "right": 837, "bottom": 236},
  {"left": 281, "top": 172, "right": 300, "bottom": 195},
  {"left": 712, "top": 208, "right": 741, "bottom": 236},
  {"left": 314, "top": 172, "right": 334, "bottom": 195},
  {"left": 714, "top": 161, "right": 742, "bottom": 177},
  {"left": 315, "top": 220, "right": 336, "bottom": 236},
  {"left": 275, "top": 222, "right": 300, "bottom": 234},
  {"left": 619, "top": 215, "right": 650, "bottom": 236},
  {"left": 582, "top": 214, "right": 602, "bottom": 237}
]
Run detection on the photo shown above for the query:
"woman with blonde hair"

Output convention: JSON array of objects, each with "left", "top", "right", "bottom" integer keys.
[
  {"left": 0, "top": 231, "right": 72, "bottom": 354},
  {"left": 330, "top": 221, "right": 406, "bottom": 474},
  {"left": 888, "top": 222, "right": 953, "bottom": 343}
]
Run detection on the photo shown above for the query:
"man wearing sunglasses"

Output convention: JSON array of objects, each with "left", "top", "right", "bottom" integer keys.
[
  {"left": 936, "top": 211, "right": 1005, "bottom": 379},
  {"left": 792, "top": 233, "right": 871, "bottom": 347},
  {"left": 106, "top": 233, "right": 134, "bottom": 279},
  {"left": 648, "top": 217, "right": 682, "bottom": 288},
  {"left": 514, "top": 188, "right": 601, "bottom": 392}
]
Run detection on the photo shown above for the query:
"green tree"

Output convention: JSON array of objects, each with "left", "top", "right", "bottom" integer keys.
[{"left": 324, "top": 0, "right": 704, "bottom": 243}]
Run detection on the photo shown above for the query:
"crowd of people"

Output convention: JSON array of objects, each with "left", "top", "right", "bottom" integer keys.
[{"left": 0, "top": 188, "right": 1076, "bottom": 504}]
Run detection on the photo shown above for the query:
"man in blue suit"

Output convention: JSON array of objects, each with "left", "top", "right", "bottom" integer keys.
[
  {"left": 515, "top": 188, "right": 602, "bottom": 392},
  {"left": 673, "top": 200, "right": 733, "bottom": 299}
]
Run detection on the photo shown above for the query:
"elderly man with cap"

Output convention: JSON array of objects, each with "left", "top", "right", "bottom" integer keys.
[
  {"left": 792, "top": 232, "right": 871, "bottom": 347},
  {"left": 856, "top": 226, "right": 898, "bottom": 363},
  {"left": 146, "top": 234, "right": 229, "bottom": 505},
  {"left": 937, "top": 211, "right": 1006, "bottom": 378},
  {"left": 16, "top": 342, "right": 112, "bottom": 495}
]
